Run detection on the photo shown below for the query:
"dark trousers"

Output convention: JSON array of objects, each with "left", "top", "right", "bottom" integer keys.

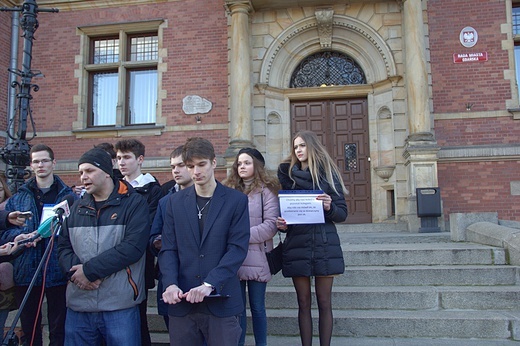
[
  {"left": 168, "top": 313, "right": 240, "bottom": 346},
  {"left": 15, "top": 284, "right": 67, "bottom": 346},
  {"left": 138, "top": 292, "right": 151, "bottom": 346}
]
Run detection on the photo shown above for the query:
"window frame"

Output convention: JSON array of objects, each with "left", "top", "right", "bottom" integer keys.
[
  {"left": 74, "top": 20, "right": 165, "bottom": 137},
  {"left": 514, "top": 4, "right": 520, "bottom": 36},
  {"left": 510, "top": 2, "right": 520, "bottom": 118},
  {"left": 88, "top": 68, "right": 119, "bottom": 127},
  {"left": 125, "top": 67, "right": 158, "bottom": 125}
]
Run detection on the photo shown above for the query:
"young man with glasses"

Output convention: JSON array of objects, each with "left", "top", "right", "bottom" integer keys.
[{"left": 1, "top": 144, "right": 75, "bottom": 346}]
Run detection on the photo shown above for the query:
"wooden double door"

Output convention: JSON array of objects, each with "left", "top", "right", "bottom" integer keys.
[{"left": 291, "top": 98, "right": 372, "bottom": 224}]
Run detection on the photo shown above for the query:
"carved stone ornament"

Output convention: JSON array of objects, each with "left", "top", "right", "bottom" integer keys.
[
  {"left": 224, "top": 0, "right": 253, "bottom": 14},
  {"left": 182, "top": 95, "right": 213, "bottom": 115},
  {"left": 315, "top": 8, "right": 334, "bottom": 49},
  {"left": 374, "top": 165, "right": 396, "bottom": 182}
]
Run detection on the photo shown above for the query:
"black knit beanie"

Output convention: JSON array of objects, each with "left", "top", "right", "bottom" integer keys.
[
  {"left": 238, "top": 147, "right": 265, "bottom": 167},
  {"left": 78, "top": 148, "right": 114, "bottom": 177}
]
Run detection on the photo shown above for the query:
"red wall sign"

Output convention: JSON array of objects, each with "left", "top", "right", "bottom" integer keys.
[{"left": 453, "top": 52, "right": 488, "bottom": 63}]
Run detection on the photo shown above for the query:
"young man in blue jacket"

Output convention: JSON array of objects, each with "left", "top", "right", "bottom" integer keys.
[
  {"left": 159, "top": 137, "right": 250, "bottom": 345},
  {"left": 1, "top": 144, "right": 75, "bottom": 346},
  {"left": 58, "top": 147, "right": 150, "bottom": 346},
  {"left": 149, "top": 145, "right": 193, "bottom": 329}
]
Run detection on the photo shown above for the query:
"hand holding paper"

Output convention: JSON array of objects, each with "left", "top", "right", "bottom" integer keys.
[{"left": 316, "top": 193, "right": 333, "bottom": 211}]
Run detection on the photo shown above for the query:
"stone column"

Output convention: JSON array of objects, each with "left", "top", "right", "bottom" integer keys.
[
  {"left": 403, "top": 0, "right": 430, "bottom": 136},
  {"left": 224, "top": 1, "right": 253, "bottom": 162},
  {"left": 402, "top": 0, "right": 441, "bottom": 232}
]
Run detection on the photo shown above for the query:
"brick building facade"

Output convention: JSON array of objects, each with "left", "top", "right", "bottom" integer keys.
[
  {"left": 0, "top": 0, "right": 519, "bottom": 230},
  {"left": 430, "top": 0, "right": 520, "bottom": 224}
]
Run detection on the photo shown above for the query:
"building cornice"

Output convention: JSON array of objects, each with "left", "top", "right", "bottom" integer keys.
[
  {"left": 434, "top": 110, "right": 515, "bottom": 120},
  {"left": 248, "top": 0, "right": 393, "bottom": 11},
  {"left": 0, "top": 0, "right": 408, "bottom": 12},
  {"left": 1, "top": 0, "right": 182, "bottom": 12}
]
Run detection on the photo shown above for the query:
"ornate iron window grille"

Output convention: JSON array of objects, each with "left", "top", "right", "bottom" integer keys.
[
  {"left": 290, "top": 51, "right": 366, "bottom": 88},
  {"left": 344, "top": 143, "right": 358, "bottom": 172}
]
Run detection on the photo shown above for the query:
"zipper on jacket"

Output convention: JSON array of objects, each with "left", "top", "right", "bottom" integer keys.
[{"left": 126, "top": 267, "right": 139, "bottom": 301}]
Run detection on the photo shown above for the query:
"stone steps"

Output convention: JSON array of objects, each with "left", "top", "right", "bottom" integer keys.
[
  {"left": 145, "top": 307, "right": 519, "bottom": 339},
  {"left": 339, "top": 265, "right": 518, "bottom": 286},
  {"left": 147, "top": 231, "right": 520, "bottom": 343},
  {"left": 260, "top": 309, "right": 520, "bottom": 339},
  {"left": 149, "top": 332, "right": 520, "bottom": 346},
  {"left": 237, "top": 335, "right": 520, "bottom": 346},
  {"left": 149, "top": 284, "right": 520, "bottom": 312},
  {"left": 265, "top": 264, "right": 518, "bottom": 287},
  {"left": 344, "top": 242, "right": 506, "bottom": 266},
  {"left": 262, "top": 285, "right": 520, "bottom": 310},
  {"left": 335, "top": 222, "right": 409, "bottom": 233}
]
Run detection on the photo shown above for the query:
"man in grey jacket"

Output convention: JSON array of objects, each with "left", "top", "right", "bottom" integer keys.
[{"left": 57, "top": 148, "right": 150, "bottom": 346}]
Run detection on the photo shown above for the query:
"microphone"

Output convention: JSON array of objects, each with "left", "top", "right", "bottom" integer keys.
[
  {"left": 16, "top": 195, "right": 75, "bottom": 246},
  {"left": 53, "top": 195, "right": 75, "bottom": 219},
  {"left": 16, "top": 217, "right": 55, "bottom": 245}
]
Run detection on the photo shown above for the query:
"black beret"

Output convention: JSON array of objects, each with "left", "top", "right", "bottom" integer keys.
[{"left": 238, "top": 147, "right": 265, "bottom": 167}]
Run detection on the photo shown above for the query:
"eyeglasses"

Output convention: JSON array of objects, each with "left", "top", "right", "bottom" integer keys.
[{"left": 31, "top": 159, "right": 53, "bottom": 165}]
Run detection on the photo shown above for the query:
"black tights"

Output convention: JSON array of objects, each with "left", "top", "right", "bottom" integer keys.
[{"left": 292, "top": 276, "right": 334, "bottom": 346}]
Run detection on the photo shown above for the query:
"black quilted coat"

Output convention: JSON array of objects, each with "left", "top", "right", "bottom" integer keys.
[{"left": 277, "top": 163, "right": 347, "bottom": 277}]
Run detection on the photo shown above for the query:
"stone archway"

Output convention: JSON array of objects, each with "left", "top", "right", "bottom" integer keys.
[
  {"left": 254, "top": 13, "right": 401, "bottom": 223},
  {"left": 259, "top": 14, "right": 398, "bottom": 88}
]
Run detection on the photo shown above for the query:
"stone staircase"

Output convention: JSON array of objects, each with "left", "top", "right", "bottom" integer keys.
[{"left": 147, "top": 224, "right": 520, "bottom": 344}]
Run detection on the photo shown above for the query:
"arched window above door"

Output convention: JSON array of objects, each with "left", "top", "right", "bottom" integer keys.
[{"left": 290, "top": 51, "right": 366, "bottom": 88}]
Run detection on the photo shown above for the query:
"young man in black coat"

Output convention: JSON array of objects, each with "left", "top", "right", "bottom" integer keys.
[{"left": 115, "top": 139, "right": 163, "bottom": 346}]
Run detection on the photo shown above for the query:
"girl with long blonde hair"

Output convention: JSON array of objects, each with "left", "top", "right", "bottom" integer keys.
[{"left": 276, "top": 130, "right": 347, "bottom": 346}]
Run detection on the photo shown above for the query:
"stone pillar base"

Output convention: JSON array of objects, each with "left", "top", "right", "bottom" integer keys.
[{"left": 402, "top": 133, "right": 440, "bottom": 232}]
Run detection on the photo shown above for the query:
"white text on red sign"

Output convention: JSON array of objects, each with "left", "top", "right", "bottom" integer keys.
[{"left": 453, "top": 52, "right": 488, "bottom": 63}]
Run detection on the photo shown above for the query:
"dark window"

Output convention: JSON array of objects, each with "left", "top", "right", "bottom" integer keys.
[
  {"left": 129, "top": 35, "right": 158, "bottom": 61},
  {"left": 514, "top": 4, "right": 520, "bottom": 102},
  {"left": 344, "top": 143, "right": 358, "bottom": 171},
  {"left": 92, "top": 37, "right": 119, "bottom": 64},
  {"left": 514, "top": 6, "right": 520, "bottom": 35}
]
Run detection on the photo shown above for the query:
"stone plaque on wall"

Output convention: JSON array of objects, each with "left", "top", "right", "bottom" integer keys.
[{"left": 182, "top": 95, "right": 212, "bottom": 115}]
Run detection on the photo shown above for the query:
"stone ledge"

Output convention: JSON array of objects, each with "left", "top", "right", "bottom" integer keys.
[
  {"left": 466, "top": 221, "right": 520, "bottom": 266},
  {"left": 450, "top": 212, "right": 498, "bottom": 242},
  {"left": 439, "top": 144, "right": 520, "bottom": 162}
]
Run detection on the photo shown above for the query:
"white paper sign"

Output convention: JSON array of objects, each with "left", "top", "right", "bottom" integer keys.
[
  {"left": 41, "top": 204, "right": 56, "bottom": 225},
  {"left": 279, "top": 190, "right": 325, "bottom": 225}
]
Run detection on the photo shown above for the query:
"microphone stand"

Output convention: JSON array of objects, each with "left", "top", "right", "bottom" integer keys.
[{"left": 2, "top": 214, "right": 63, "bottom": 346}]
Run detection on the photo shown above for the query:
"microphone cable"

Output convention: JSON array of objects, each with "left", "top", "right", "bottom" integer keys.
[{"left": 28, "top": 219, "right": 56, "bottom": 346}]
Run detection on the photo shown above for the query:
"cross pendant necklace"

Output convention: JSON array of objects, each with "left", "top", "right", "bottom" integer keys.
[{"left": 196, "top": 198, "right": 212, "bottom": 220}]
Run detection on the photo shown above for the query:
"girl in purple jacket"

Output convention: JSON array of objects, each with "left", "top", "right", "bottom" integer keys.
[{"left": 224, "top": 148, "right": 280, "bottom": 346}]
